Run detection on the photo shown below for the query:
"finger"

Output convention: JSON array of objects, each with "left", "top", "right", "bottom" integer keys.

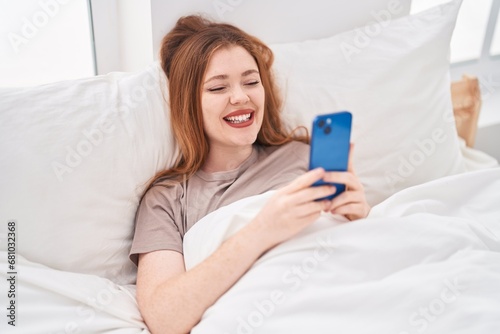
[
  {"left": 347, "top": 143, "right": 355, "bottom": 173},
  {"left": 331, "top": 203, "right": 365, "bottom": 220},
  {"left": 282, "top": 168, "right": 325, "bottom": 194},
  {"left": 289, "top": 184, "right": 336, "bottom": 205},
  {"left": 295, "top": 200, "right": 330, "bottom": 218},
  {"left": 322, "top": 172, "right": 362, "bottom": 191},
  {"left": 328, "top": 191, "right": 357, "bottom": 212}
]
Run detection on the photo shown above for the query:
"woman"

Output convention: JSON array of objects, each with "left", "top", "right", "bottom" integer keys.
[{"left": 130, "top": 15, "right": 370, "bottom": 333}]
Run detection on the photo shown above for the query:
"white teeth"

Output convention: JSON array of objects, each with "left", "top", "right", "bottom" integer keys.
[{"left": 224, "top": 113, "right": 251, "bottom": 123}]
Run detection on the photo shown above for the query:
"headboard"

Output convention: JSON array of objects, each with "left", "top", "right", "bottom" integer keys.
[{"left": 151, "top": 0, "right": 411, "bottom": 55}]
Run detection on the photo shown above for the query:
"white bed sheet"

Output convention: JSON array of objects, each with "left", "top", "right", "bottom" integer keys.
[
  {"left": 184, "top": 167, "right": 500, "bottom": 333},
  {"left": 0, "top": 255, "right": 148, "bottom": 333}
]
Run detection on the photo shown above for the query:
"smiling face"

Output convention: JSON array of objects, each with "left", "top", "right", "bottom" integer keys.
[{"left": 201, "top": 45, "right": 265, "bottom": 153}]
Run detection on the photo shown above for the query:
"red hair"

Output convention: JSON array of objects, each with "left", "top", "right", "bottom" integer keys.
[{"left": 147, "top": 15, "right": 308, "bottom": 189}]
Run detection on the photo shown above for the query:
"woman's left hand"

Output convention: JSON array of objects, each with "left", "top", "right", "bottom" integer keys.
[{"left": 322, "top": 144, "right": 370, "bottom": 220}]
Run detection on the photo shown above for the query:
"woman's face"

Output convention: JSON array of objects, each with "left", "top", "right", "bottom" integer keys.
[{"left": 201, "top": 45, "right": 265, "bottom": 152}]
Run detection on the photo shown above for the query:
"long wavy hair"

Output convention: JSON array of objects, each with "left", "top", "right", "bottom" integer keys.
[{"left": 147, "top": 15, "right": 308, "bottom": 189}]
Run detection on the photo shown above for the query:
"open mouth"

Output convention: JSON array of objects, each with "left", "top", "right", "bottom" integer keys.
[
  {"left": 223, "top": 112, "right": 252, "bottom": 124},
  {"left": 223, "top": 111, "right": 254, "bottom": 128}
]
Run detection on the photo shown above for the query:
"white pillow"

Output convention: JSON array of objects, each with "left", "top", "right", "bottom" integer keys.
[
  {"left": 0, "top": 63, "right": 177, "bottom": 285},
  {"left": 271, "top": 0, "right": 466, "bottom": 205}
]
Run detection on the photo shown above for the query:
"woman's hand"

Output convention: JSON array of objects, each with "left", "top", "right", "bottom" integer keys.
[
  {"left": 250, "top": 144, "right": 370, "bottom": 251},
  {"left": 251, "top": 167, "right": 336, "bottom": 249},
  {"left": 323, "top": 144, "right": 370, "bottom": 220}
]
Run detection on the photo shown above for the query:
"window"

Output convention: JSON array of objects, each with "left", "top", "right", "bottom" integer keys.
[
  {"left": 411, "top": 0, "right": 494, "bottom": 63},
  {"left": 491, "top": 8, "right": 500, "bottom": 56},
  {"left": 0, "top": 0, "right": 95, "bottom": 87}
]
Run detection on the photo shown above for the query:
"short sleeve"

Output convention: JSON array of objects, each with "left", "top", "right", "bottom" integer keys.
[{"left": 129, "top": 184, "right": 184, "bottom": 266}]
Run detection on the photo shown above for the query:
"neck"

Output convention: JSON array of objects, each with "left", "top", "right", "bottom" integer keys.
[{"left": 202, "top": 144, "right": 254, "bottom": 173}]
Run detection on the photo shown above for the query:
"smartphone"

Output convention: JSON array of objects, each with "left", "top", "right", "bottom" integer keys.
[{"left": 309, "top": 111, "right": 352, "bottom": 200}]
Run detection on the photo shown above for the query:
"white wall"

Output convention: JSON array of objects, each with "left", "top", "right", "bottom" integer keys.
[
  {"left": 150, "top": 0, "right": 411, "bottom": 56},
  {"left": 92, "top": 0, "right": 413, "bottom": 74}
]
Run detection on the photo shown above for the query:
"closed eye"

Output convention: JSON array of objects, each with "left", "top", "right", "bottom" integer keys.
[
  {"left": 207, "top": 86, "right": 226, "bottom": 92},
  {"left": 245, "top": 80, "right": 260, "bottom": 86}
]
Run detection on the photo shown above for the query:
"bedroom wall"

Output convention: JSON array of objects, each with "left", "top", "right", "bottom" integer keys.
[
  {"left": 90, "top": 0, "right": 410, "bottom": 72},
  {"left": 150, "top": 0, "right": 412, "bottom": 54}
]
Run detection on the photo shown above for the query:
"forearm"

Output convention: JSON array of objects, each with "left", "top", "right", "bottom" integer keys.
[{"left": 143, "top": 221, "right": 270, "bottom": 334}]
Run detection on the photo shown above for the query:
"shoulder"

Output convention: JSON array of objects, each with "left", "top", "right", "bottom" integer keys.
[
  {"left": 140, "top": 179, "right": 184, "bottom": 208},
  {"left": 134, "top": 180, "right": 185, "bottom": 232}
]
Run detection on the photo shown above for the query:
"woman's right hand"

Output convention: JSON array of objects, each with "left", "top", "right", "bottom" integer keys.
[{"left": 251, "top": 167, "right": 336, "bottom": 250}]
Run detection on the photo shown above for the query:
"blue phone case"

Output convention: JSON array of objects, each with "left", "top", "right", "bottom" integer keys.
[{"left": 309, "top": 111, "right": 352, "bottom": 200}]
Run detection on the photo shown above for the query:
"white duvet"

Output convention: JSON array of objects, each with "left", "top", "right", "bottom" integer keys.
[
  {"left": 1, "top": 168, "right": 499, "bottom": 333},
  {"left": 185, "top": 168, "right": 500, "bottom": 334}
]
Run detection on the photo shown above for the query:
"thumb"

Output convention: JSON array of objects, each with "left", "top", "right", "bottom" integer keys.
[{"left": 347, "top": 143, "right": 355, "bottom": 173}]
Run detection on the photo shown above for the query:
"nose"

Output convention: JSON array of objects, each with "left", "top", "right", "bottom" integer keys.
[{"left": 229, "top": 85, "right": 250, "bottom": 105}]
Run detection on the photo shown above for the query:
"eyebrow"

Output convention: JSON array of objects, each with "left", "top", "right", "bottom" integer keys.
[{"left": 204, "top": 69, "right": 260, "bottom": 84}]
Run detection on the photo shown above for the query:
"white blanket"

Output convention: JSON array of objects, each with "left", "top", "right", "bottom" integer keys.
[
  {"left": 1, "top": 168, "right": 498, "bottom": 333},
  {"left": 184, "top": 168, "right": 500, "bottom": 334}
]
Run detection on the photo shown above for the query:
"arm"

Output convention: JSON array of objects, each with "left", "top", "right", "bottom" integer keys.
[
  {"left": 137, "top": 168, "right": 336, "bottom": 334},
  {"left": 137, "top": 222, "right": 269, "bottom": 334}
]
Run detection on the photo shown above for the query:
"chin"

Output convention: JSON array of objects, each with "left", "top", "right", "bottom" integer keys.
[{"left": 233, "top": 134, "right": 259, "bottom": 147}]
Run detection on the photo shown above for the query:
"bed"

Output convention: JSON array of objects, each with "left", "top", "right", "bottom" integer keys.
[{"left": 1, "top": 0, "right": 499, "bottom": 333}]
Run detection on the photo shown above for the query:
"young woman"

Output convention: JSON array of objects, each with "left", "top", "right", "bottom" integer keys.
[{"left": 130, "top": 15, "right": 370, "bottom": 334}]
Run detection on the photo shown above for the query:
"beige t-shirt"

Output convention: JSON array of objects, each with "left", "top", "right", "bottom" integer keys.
[{"left": 129, "top": 141, "right": 309, "bottom": 265}]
